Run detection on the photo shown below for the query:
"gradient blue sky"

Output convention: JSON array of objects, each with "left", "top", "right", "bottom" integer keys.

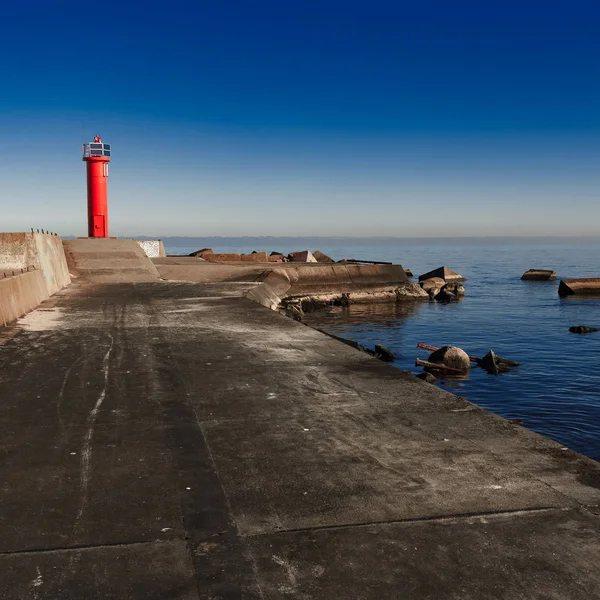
[{"left": 2, "top": 0, "right": 599, "bottom": 237}]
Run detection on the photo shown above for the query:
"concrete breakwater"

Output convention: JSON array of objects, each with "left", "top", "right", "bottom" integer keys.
[
  {"left": 1, "top": 237, "right": 600, "bottom": 597},
  {"left": 0, "top": 232, "right": 70, "bottom": 325}
]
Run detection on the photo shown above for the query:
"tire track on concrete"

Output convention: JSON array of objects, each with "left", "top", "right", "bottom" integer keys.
[{"left": 75, "top": 334, "right": 114, "bottom": 525}]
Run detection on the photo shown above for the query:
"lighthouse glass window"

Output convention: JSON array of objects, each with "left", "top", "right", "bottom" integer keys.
[{"left": 88, "top": 143, "right": 110, "bottom": 157}]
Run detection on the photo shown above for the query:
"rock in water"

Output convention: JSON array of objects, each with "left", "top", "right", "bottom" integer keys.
[
  {"left": 441, "top": 282, "right": 465, "bottom": 297},
  {"left": 476, "top": 350, "right": 520, "bottom": 374},
  {"left": 428, "top": 346, "right": 471, "bottom": 370},
  {"left": 428, "top": 287, "right": 441, "bottom": 300},
  {"left": 435, "top": 290, "right": 459, "bottom": 303},
  {"left": 374, "top": 344, "right": 396, "bottom": 361},
  {"left": 419, "top": 266, "right": 465, "bottom": 282},
  {"left": 395, "top": 283, "right": 429, "bottom": 300},
  {"left": 416, "top": 372, "right": 437, "bottom": 383},
  {"left": 420, "top": 277, "right": 446, "bottom": 291},
  {"left": 569, "top": 325, "right": 598, "bottom": 334}
]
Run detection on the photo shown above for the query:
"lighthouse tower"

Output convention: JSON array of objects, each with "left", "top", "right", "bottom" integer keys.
[{"left": 82, "top": 135, "right": 111, "bottom": 237}]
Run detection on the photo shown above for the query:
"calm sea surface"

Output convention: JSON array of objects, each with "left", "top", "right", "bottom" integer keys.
[{"left": 162, "top": 237, "right": 600, "bottom": 461}]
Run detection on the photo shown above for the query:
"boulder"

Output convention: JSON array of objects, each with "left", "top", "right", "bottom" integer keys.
[
  {"left": 404, "top": 268, "right": 414, "bottom": 277},
  {"left": 270, "top": 251, "right": 284, "bottom": 256},
  {"left": 441, "top": 282, "right": 465, "bottom": 297},
  {"left": 374, "top": 344, "right": 396, "bottom": 361},
  {"left": 395, "top": 283, "right": 429, "bottom": 300},
  {"left": 288, "top": 250, "right": 318, "bottom": 263},
  {"left": 416, "top": 372, "right": 437, "bottom": 384},
  {"left": 569, "top": 325, "right": 598, "bottom": 334},
  {"left": 420, "top": 277, "right": 446, "bottom": 291},
  {"left": 428, "top": 346, "right": 471, "bottom": 371},
  {"left": 268, "top": 254, "right": 286, "bottom": 263},
  {"left": 312, "top": 250, "right": 335, "bottom": 263},
  {"left": 189, "top": 247, "right": 213, "bottom": 257},
  {"left": 559, "top": 279, "right": 600, "bottom": 297},
  {"left": 521, "top": 269, "right": 556, "bottom": 281},
  {"left": 428, "top": 287, "right": 441, "bottom": 300},
  {"left": 435, "top": 290, "right": 459, "bottom": 303},
  {"left": 419, "top": 266, "right": 465, "bottom": 282}
]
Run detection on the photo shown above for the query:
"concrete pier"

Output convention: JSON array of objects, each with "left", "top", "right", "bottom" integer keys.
[{"left": 1, "top": 241, "right": 600, "bottom": 598}]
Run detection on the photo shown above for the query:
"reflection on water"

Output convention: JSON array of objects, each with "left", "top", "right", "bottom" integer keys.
[{"left": 308, "top": 300, "right": 426, "bottom": 326}]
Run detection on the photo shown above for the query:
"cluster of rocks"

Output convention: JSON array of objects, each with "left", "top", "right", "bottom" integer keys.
[
  {"left": 416, "top": 344, "right": 521, "bottom": 383},
  {"left": 418, "top": 266, "right": 465, "bottom": 302},
  {"left": 188, "top": 248, "right": 335, "bottom": 264}
]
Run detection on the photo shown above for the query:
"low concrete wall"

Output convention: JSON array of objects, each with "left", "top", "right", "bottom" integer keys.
[
  {"left": 0, "top": 233, "right": 71, "bottom": 326},
  {"left": 0, "top": 270, "right": 51, "bottom": 326},
  {"left": 246, "top": 264, "right": 415, "bottom": 310},
  {"left": 0, "top": 233, "right": 70, "bottom": 295}
]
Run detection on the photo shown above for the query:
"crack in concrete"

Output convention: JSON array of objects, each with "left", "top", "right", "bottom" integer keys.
[
  {"left": 244, "top": 506, "right": 566, "bottom": 538},
  {"left": 0, "top": 540, "right": 156, "bottom": 557}
]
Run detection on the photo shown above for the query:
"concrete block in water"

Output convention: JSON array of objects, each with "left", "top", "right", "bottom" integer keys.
[
  {"left": 419, "top": 266, "right": 465, "bottom": 282},
  {"left": 559, "top": 278, "right": 600, "bottom": 297},
  {"left": 420, "top": 277, "right": 446, "bottom": 291},
  {"left": 521, "top": 269, "right": 556, "bottom": 281}
]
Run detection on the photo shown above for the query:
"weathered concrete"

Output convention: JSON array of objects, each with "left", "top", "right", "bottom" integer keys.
[
  {"left": 419, "top": 276, "right": 446, "bottom": 291},
  {"left": 0, "top": 232, "right": 70, "bottom": 296},
  {"left": 559, "top": 278, "right": 600, "bottom": 297},
  {"left": 0, "top": 233, "right": 71, "bottom": 324},
  {"left": 521, "top": 268, "right": 556, "bottom": 281},
  {"left": 0, "top": 270, "right": 49, "bottom": 326},
  {"left": 1, "top": 276, "right": 600, "bottom": 598},
  {"left": 151, "top": 258, "right": 417, "bottom": 309},
  {"left": 63, "top": 238, "right": 160, "bottom": 283},
  {"left": 419, "top": 265, "right": 465, "bottom": 282}
]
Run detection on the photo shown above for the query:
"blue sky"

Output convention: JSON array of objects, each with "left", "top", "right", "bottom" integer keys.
[{"left": 1, "top": 0, "right": 599, "bottom": 237}]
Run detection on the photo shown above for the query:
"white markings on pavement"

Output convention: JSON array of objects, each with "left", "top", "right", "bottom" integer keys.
[{"left": 76, "top": 334, "right": 114, "bottom": 524}]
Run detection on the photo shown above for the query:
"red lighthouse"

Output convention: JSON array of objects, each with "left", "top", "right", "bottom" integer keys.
[{"left": 82, "top": 135, "right": 111, "bottom": 237}]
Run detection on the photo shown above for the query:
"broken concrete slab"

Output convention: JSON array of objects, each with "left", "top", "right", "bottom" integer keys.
[
  {"left": 312, "top": 250, "right": 334, "bottom": 263},
  {"left": 521, "top": 269, "right": 557, "bottom": 281},
  {"left": 204, "top": 253, "right": 242, "bottom": 262},
  {"left": 288, "top": 250, "right": 318, "bottom": 263},
  {"left": 419, "top": 277, "right": 446, "bottom": 291},
  {"left": 559, "top": 278, "right": 600, "bottom": 297},
  {"left": 419, "top": 266, "right": 465, "bottom": 282},
  {"left": 241, "top": 252, "right": 268, "bottom": 262}
]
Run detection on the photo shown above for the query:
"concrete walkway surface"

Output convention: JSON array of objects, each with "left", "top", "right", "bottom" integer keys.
[{"left": 1, "top": 279, "right": 600, "bottom": 599}]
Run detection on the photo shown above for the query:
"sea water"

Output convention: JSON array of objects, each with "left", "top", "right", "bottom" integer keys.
[{"left": 162, "top": 237, "right": 600, "bottom": 461}]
